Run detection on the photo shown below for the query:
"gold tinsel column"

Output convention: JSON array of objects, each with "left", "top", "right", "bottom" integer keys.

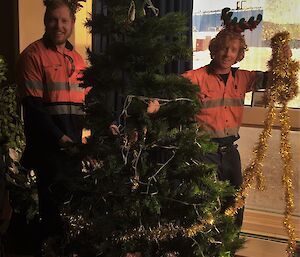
[{"left": 225, "top": 31, "right": 299, "bottom": 255}]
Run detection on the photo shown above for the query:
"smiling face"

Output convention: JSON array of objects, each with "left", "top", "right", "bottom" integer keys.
[
  {"left": 213, "top": 38, "right": 240, "bottom": 74},
  {"left": 209, "top": 30, "right": 247, "bottom": 74},
  {"left": 44, "top": 4, "right": 75, "bottom": 49}
]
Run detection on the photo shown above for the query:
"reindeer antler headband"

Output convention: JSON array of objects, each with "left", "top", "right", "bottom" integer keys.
[
  {"left": 43, "top": 0, "right": 86, "bottom": 14},
  {"left": 221, "top": 7, "right": 262, "bottom": 33}
]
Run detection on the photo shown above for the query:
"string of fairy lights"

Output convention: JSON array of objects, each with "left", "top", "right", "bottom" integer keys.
[
  {"left": 101, "top": 94, "right": 221, "bottom": 244},
  {"left": 117, "top": 95, "right": 194, "bottom": 193}
]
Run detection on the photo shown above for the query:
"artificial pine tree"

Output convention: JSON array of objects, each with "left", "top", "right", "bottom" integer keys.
[{"left": 59, "top": 1, "right": 243, "bottom": 256}]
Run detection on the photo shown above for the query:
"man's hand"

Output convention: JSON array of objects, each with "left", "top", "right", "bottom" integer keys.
[
  {"left": 59, "top": 135, "right": 79, "bottom": 155},
  {"left": 59, "top": 134, "right": 73, "bottom": 147},
  {"left": 147, "top": 99, "right": 160, "bottom": 113}
]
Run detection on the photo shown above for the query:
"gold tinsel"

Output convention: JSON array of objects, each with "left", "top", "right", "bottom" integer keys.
[
  {"left": 61, "top": 211, "right": 91, "bottom": 238},
  {"left": 225, "top": 31, "right": 299, "bottom": 255},
  {"left": 118, "top": 217, "right": 216, "bottom": 242}
]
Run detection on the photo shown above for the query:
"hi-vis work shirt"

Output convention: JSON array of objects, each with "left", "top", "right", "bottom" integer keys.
[
  {"left": 183, "top": 64, "right": 264, "bottom": 139},
  {"left": 17, "top": 36, "right": 89, "bottom": 151}
]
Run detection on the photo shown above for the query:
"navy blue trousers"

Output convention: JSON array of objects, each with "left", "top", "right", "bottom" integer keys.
[
  {"left": 21, "top": 148, "right": 81, "bottom": 256},
  {"left": 200, "top": 144, "right": 244, "bottom": 227}
]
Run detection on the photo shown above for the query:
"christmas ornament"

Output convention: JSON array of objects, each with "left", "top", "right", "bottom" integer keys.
[
  {"left": 128, "top": 0, "right": 136, "bottom": 22},
  {"left": 127, "top": 0, "right": 159, "bottom": 23}
]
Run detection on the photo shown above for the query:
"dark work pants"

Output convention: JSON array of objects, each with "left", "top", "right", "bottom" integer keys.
[
  {"left": 22, "top": 149, "right": 81, "bottom": 256},
  {"left": 200, "top": 144, "right": 244, "bottom": 227}
]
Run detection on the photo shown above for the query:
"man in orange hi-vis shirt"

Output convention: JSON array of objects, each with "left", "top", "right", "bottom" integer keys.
[
  {"left": 183, "top": 29, "right": 263, "bottom": 228},
  {"left": 17, "top": 0, "right": 89, "bottom": 255},
  {"left": 183, "top": 9, "right": 292, "bottom": 229}
]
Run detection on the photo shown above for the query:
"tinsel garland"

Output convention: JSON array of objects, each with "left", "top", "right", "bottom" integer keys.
[
  {"left": 118, "top": 218, "right": 214, "bottom": 242},
  {"left": 226, "top": 31, "right": 299, "bottom": 255}
]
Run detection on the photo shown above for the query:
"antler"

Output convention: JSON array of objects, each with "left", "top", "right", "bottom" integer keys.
[{"left": 221, "top": 7, "right": 262, "bottom": 33}]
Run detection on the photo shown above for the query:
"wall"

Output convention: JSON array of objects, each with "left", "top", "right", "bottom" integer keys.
[
  {"left": 18, "top": 0, "right": 45, "bottom": 53},
  {"left": 74, "top": 0, "right": 92, "bottom": 62}
]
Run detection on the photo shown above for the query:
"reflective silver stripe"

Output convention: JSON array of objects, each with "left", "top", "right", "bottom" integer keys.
[
  {"left": 25, "top": 81, "right": 43, "bottom": 90},
  {"left": 224, "top": 98, "right": 244, "bottom": 107},
  {"left": 204, "top": 127, "right": 240, "bottom": 138},
  {"left": 46, "top": 105, "right": 85, "bottom": 115},
  {"left": 46, "top": 82, "right": 84, "bottom": 92},
  {"left": 202, "top": 98, "right": 244, "bottom": 108}
]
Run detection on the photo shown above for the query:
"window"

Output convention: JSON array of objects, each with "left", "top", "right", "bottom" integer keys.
[{"left": 192, "top": 0, "right": 300, "bottom": 108}]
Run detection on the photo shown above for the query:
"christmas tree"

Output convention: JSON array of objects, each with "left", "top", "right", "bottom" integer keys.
[{"left": 58, "top": 1, "right": 243, "bottom": 256}]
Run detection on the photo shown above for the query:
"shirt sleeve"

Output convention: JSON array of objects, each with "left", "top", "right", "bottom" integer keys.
[
  {"left": 182, "top": 70, "right": 199, "bottom": 85},
  {"left": 17, "top": 50, "right": 64, "bottom": 143},
  {"left": 255, "top": 71, "right": 268, "bottom": 90},
  {"left": 245, "top": 70, "right": 268, "bottom": 92}
]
